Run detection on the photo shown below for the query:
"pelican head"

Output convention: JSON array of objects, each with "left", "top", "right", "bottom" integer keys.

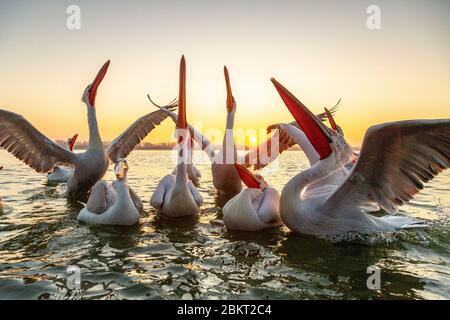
[
  {"left": 234, "top": 163, "right": 269, "bottom": 190},
  {"left": 271, "top": 78, "right": 353, "bottom": 167},
  {"left": 114, "top": 158, "right": 129, "bottom": 180},
  {"left": 324, "top": 107, "right": 344, "bottom": 136},
  {"left": 82, "top": 60, "right": 110, "bottom": 107},
  {"left": 65, "top": 133, "right": 78, "bottom": 151}
]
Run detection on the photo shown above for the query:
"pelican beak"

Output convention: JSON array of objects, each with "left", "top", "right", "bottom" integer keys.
[
  {"left": 88, "top": 60, "right": 110, "bottom": 106},
  {"left": 234, "top": 163, "right": 261, "bottom": 189},
  {"left": 177, "top": 56, "right": 187, "bottom": 135},
  {"left": 176, "top": 55, "right": 189, "bottom": 151},
  {"left": 69, "top": 133, "right": 78, "bottom": 151},
  {"left": 224, "top": 66, "right": 234, "bottom": 113},
  {"left": 325, "top": 107, "right": 338, "bottom": 131},
  {"left": 271, "top": 78, "right": 332, "bottom": 160}
]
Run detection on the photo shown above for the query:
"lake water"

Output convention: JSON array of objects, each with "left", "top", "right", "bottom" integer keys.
[{"left": 0, "top": 150, "right": 449, "bottom": 300}]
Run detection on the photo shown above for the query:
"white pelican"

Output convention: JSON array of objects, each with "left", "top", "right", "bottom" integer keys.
[
  {"left": 271, "top": 78, "right": 449, "bottom": 236},
  {"left": 242, "top": 100, "right": 345, "bottom": 170},
  {"left": 77, "top": 158, "right": 143, "bottom": 226},
  {"left": 223, "top": 163, "right": 281, "bottom": 231},
  {"left": 261, "top": 106, "right": 358, "bottom": 172},
  {"left": 150, "top": 56, "right": 203, "bottom": 217},
  {"left": 150, "top": 66, "right": 242, "bottom": 197},
  {"left": 47, "top": 134, "right": 78, "bottom": 183},
  {"left": 171, "top": 138, "right": 202, "bottom": 186},
  {"left": 0, "top": 60, "right": 174, "bottom": 198},
  {"left": 148, "top": 97, "right": 203, "bottom": 186},
  {"left": 210, "top": 67, "right": 242, "bottom": 196},
  {"left": 156, "top": 96, "right": 343, "bottom": 175}
]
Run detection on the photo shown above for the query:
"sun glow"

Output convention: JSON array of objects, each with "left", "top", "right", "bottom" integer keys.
[{"left": 0, "top": 1, "right": 448, "bottom": 147}]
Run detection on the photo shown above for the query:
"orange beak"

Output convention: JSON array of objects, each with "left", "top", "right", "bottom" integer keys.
[
  {"left": 69, "top": 133, "right": 78, "bottom": 151},
  {"left": 271, "top": 78, "right": 332, "bottom": 160},
  {"left": 224, "top": 66, "right": 234, "bottom": 113},
  {"left": 234, "top": 163, "right": 261, "bottom": 189},
  {"left": 88, "top": 60, "right": 110, "bottom": 106},
  {"left": 325, "top": 107, "right": 338, "bottom": 131},
  {"left": 177, "top": 56, "right": 187, "bottom": 144}
]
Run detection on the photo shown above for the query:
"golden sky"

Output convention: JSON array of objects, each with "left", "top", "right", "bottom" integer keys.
[{"left": 0, "top": 0, "right": 449, "bottom": 146}]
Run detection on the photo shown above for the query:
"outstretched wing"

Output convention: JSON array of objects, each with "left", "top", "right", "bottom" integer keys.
[
  {"left": 107, "top": 107, "right": 176, "bottom": 163},
  {"left": 0, "top": 109, "right": 78, "bottom": 173},
  {"left": 243, "top": 126, "right": 296, "bottom": 169},
  {"left": 320, "top": 119, "right": 450, "bottom": 214}
]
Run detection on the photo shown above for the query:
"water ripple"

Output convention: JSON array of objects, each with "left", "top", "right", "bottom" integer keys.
[{"left": 0, "top": 150, "right": 449, "bottom": 299}]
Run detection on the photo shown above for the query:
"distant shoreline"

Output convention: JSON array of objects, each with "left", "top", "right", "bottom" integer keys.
[
  {"left": 71, "top": 146, "right": 304, "bottom": 151},
  {"left": 59, "top": 140, "right": 305, "bottom": 151},
  {"left": 0, "top": 141, "right": 358, "bottom": 153}
]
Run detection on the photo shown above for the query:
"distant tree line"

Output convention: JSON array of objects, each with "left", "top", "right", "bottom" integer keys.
[{"left": 54, "top": 140, "right": 302, "bottom": 151}]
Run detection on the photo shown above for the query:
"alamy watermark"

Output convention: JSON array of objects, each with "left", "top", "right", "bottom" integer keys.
[
  {"left": 366, "top": 5, "right": 381, "bottom": 30},
  {"left": 66, "top": 265, "right": 81, "bottom": 290},
  {"left": 66, "top": 5, "right": 81, "bottom": 30},
  {"left": 168, "top": 125, "right": 282, "bottom": 170},
  {"left": 366, "top": 265, "right": 381, "bottom": 290}
]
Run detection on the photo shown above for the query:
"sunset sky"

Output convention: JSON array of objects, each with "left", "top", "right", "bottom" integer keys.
[{"left": 0, "top": 0, "right": 449, "bottom": 146}]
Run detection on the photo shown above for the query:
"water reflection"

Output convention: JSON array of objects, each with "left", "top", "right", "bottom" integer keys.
[
  {"left": 214, "top": 193, "right": 235, "bottom": 208},
  {"left": 0, "top": 150, "right": 448, "bottom": 299}
]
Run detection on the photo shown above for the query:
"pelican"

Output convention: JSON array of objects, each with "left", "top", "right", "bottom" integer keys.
[
  {"left": 148, "top": 97, "right": 203, "bottom": 186},
  {"left": 0, "top": 60, "right": 174, "bottom": 198},
  {"left": 148, "top": 96, "right": 202, "bottom": 185},
  {"left": 156, "top": 96, "right": 343, "bottom": 177},
  {"left": 260, "top": 105, "right": 358, "bottom": 172},
  {"left": 150, "top": 56, "right": 203, "bottom": 217},
  {"left": 243, "top": 100, "right": 346, "bottom": 170},
  {"left": 210, "top": 66, "right": 242, "bottom": 196},
  {"left": 47, "top": 134, "right": 78, "bottom": 183},
  {"left": 150, "top": 66, "right": 242, "bottom": 197},
  {"left": 270, "top": 78, "right": 449, "bottom": 236},
  {"left": 77, "top": 158, "right": 142, "bottom": 226},
  {"left": 223, "top": 163, "right": 281, "bottom": 231},
  {"left": 171, "top": 137, "right": 202, "bottom": 186}
]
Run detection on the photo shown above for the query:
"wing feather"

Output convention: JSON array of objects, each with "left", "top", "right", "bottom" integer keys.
[
  {"left": 107, "top": 109, "right": 173, "bottom": 162},
  {"left": 150, "top": 106, "right": 216, "bottom": 161},
  {"left": 320, "top": 119, "right": 450, "bottom": 213},
  {"left": 0, "top": 109, "right": 78, "bottom": 173},
  {"left": 243, "top": 108, "right": 335, "bottom": 170}
]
